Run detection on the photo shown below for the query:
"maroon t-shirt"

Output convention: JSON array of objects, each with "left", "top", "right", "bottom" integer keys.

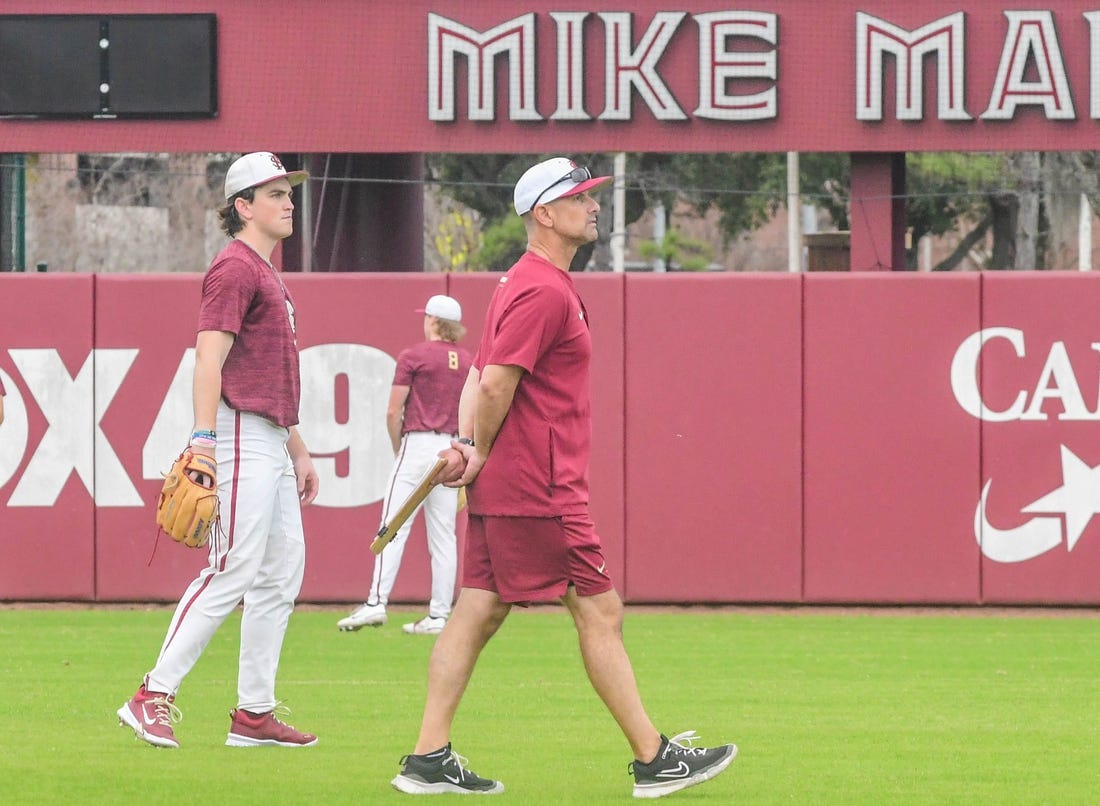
[
  {"left": 395, "top": 340, "right": 472, "bottom": 435},
  {"left": 196, "top": 239, "right": 301, "bottom": 427},
  {"left": 469, "top": 252, "right": 592, "bottom": 517}
]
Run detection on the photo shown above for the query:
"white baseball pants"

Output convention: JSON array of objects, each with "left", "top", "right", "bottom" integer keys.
[
  {"left": 145, "top": 402, "right": 306, "bottom": 712},
  {"left": 368, "top": 431, "right": 458, "bottom": 619}
]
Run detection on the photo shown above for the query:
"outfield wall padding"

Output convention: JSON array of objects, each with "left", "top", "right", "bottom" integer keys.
[
  {"left": 0, "top": 275, "right": 96, "bottom": 600},
  {"left": 802, "top": 274, "right": 982, "bottom": 604},
  {"left": 2, "top": 272, "right": 1099, "bottom": 605},
  {"left": 977, "top": 273, "right": 1100, "bottom": 604},
  {"left": 623, "top": 275, "right": 803, "bottom": 603}
]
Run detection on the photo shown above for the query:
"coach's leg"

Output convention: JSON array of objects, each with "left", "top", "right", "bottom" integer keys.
[
  {"left": 563, "top": 587, "right": 662, "bottom": 762},
  {"left": 413, "top": 587, "right": 511, "bottom": 753}
]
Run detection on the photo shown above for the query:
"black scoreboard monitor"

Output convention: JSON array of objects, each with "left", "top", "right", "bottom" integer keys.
[{"left": 0, "top": 14, "right": 217, "bottom": 119}]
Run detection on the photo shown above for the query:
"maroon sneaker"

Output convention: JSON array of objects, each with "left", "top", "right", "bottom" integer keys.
[
  {"left": 225, "top": 705, "right": 317, "bottom": 747},
  {"left": 117, "top": 685, "right": 182, "bottom": 749}
]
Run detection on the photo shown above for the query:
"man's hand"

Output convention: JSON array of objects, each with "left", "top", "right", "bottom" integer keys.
[
  {"left": 437, "top": 444, "right": 469, "bottom": 485},
  {"left": 442, "top": 440, "right": 487, "bottom": 487},
  {"left": 294, "top": 453, "right": 319, "bottom": 505}
]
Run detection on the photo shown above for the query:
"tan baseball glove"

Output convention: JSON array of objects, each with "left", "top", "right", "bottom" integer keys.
[{"left": 155, "top": 450, "right": 219, "bottom": 548}]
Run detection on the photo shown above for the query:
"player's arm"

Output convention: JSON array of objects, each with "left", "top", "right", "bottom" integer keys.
[
  {"left": 191, "top": 329, "right": 234, "bottom": 457},
  {"left": 440, "top": 367, "right": 480, "bottom": 485},
  {"left": 473, "top": 364, "right": 523, "bottom": 458},
  {"left": 452, "top": 363, "right": 523, "bottom": 486},
  {"left": 386, "top": 384, "right": 410, "bottom": 455},
  {"left": 0, "top": 394, "right": 5, "bottom": 426},
  {"left": 456, "top": 366, "right": 479, "bottom": 441},
  {"left": 287, "top": 426, "right": 319, "bottom": 505}
]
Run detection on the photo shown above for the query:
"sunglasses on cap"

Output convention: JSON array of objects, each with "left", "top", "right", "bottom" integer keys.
[{"left": 528, "top": 166, "right": 592, "bottom": 211}]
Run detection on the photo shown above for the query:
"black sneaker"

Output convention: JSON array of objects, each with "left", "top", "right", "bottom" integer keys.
[
  {"left": 391, "top": 743, "right": 505, "bottom": 795},
  {"left": 628, "top": 731, "right": 737, "bottom": 799}
]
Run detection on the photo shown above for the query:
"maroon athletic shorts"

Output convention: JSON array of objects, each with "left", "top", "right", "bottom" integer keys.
[{"left": 463, "top": 513, "right": 614, "bottom": 603}]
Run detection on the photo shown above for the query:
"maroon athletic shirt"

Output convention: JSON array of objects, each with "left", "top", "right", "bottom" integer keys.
[
  {"left": 470, "top": 252, "right": 592, "bottom": 517},
  {"left": 395, "top": 340, "right": 472, "bottom": 435},
  {"left": 196, "top": 239, "right": 301, "bottom": 427}
]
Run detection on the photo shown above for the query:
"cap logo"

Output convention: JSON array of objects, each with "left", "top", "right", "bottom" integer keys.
[{"left": 269, "top": 154, "right": 285, "bottom": 171}]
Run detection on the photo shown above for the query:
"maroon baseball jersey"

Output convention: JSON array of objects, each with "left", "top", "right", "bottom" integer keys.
[
  {"left": 395, "top": 340, "right": 472, "bottom": 434},
  {"left": 469, "top": 252, "right": 592, "bottom": 517},
  {"left": 196, "top": 239, "right": 301, "bottom": 427}
]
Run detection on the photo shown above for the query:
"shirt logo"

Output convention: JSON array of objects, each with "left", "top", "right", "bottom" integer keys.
[{"left": 285, "top": 299, "right": 297, "bottom": 339}]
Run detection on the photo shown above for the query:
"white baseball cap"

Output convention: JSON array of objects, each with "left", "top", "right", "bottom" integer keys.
[
  {"left": 224, "top": 152, "right": 309, "bottom": 200},
  {"left": 513, "top": 157, "right": 612, "bottom": 216},
  {"left": 416, "top": 294, "right": 462, "bottom": 322}
]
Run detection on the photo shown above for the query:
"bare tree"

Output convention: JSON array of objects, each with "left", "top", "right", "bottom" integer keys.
[{"left": 1012, "top": 151, "right": 1041, "bottom": 270}]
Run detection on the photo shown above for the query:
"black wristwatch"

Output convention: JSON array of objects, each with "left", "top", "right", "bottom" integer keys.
[{"left": 457, "top": 437, "right": 475, "bottom": 447}]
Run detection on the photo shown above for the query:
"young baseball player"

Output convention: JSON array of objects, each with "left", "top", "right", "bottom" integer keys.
[
  {"left": 117, "top": 152, "right": 319, "bottom": 749},
  {"left": 339, "top": 295, "right": 472, "bottom": 635},
  {"left": 389, "top": 158, "right": 737, "bottom": 797}
]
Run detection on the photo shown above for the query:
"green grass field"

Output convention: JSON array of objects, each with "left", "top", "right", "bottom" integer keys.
[{"left": 1, "top": 605, "right": 1099, "bottom": 804}]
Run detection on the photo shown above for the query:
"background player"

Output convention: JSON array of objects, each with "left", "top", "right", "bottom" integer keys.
[
  {"left": 117, "top": 152, "right": 319, "bottom": 749},
  {"left": 339, "top": 295, "right": 472, "bottom": 635}
]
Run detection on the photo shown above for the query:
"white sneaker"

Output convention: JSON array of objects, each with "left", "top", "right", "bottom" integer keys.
[
  {"left": 402, "top": 616, "right": 447, "bottom": 635},
  {"left": 337, "top": 603, "right": 387, "bottom": 631}
]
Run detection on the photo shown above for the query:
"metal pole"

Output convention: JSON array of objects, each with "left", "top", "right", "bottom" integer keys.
[
  {"left": 787, "top": 151, "right": 802, "bottom": 272},
  {"left": 1079, "top": 192, "right": 1092, "bottom": 271},
  {"left": 299, "top": 154, "right": 312, "bottom": 272},
  {"left": 611, "top": 152, "right": 626, "bottom": 273},
  {"left": 652, "top": 200, "right": 666, "bottom": 272}
]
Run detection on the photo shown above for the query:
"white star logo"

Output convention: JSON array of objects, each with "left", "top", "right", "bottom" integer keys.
[
  {"left": 976, "top": 445, "right": 1100, "bottom": 563},
  {"left": 1020, "top": 445, "right": 1100, "bottom": 551}
]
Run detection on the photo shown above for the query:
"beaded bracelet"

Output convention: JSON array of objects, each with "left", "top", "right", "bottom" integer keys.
[{"left": 190, "top": 429, "right": 217, "bottom": 449}]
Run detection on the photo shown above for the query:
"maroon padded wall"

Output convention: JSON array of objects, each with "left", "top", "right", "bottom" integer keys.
[
  {"left": 979, "top": 274, "right": 1100, "bottom": 604},
  {"left": 802, "top": 274, "right": 982, "bottom": 603},
  {"left": 287, "top": 274, "right": 448, "bottom": 603},
  {"left": 95, "top": 276, "right": 207, "bottom": 600},
  {"left": 0, "top": 275, "right": 96, "bottom": 599},
  {"left": 623, "top": 274, "right": 803, "bottom": 602},
  {"left": 6, "top": 272, "right": 1100, "bottom": 605}
]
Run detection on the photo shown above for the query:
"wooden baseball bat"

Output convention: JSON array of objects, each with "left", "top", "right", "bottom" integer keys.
[{"left": 369, "top": 457, "right": 449, "bottom": 554}]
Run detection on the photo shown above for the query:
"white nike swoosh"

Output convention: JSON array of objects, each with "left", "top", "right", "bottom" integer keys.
[
  {"left": 597, "top": 562, "right": 607, "bottom": 574},
  {"left": 444, "top": 773, "right": 462, "bottom": 784},
  {"left": 656, "top": 761, "right": 691, "bottom": 779},
  {"left": 141, "top": 705, "right": 158, "bottom": 726}
]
